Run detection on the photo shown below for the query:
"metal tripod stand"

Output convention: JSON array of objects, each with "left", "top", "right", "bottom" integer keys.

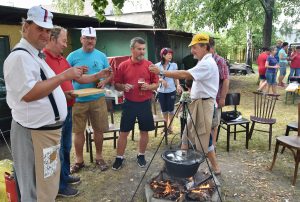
[{"left": 131, "top": 99, "right": 222, "bottom": 202}]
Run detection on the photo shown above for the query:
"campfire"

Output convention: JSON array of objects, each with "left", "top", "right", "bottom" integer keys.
[{"left": 148, "top": 167, "right": 218, "bottom": 202}]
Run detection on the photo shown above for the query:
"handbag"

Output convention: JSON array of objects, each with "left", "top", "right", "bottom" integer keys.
[{"left": 221, "top": 110, "right": 242, "bottom": 121}]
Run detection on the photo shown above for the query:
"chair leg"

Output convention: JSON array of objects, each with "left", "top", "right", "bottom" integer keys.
[
  {"left": 154, "top": 122, "right": 158, "bottom": 137},
  {"left": 292, "top": 150, "right": 300, "bottom": 186},
  {"left": 216, "top": 124, "right": 221, "bottom": 142},
  {"left": 281, "top": 126, "right": 291, "bottom": 154},
  {"left": 269, "top": 124, "right": 272, "bottom": 151},
  {"left": 249, "top": 121, "right": 255, "bottom": 139},
  {"left": 86, "top": 130, "right": 89, "bottom": 153},
  {"left": 227, "top": 124, "right": 230, "bottom": 152},
  {"left": 131, "top": 128, "right": 135, "bottom": 141},
  {"left": 246, "top": 123, "right": 249, "bottom": 149},
  {"left": 234, "top": 124, "right": 237, "bottom": 140},
  {"left": 270, "top": 140, "right": 280, "bottom": 171},
  {"left": 113, "top": 132, "right": 117, "bottom": 149},
  {"left": 89, "top": 133, "right": 94, "bottom": 163}
]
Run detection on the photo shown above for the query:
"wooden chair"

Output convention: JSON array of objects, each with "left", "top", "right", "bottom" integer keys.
[
  {"left": 270, "top": 103, "right": 300, "bottom": 185},
  {"left": 131, "top": 96, "right": 168, "bottom": 145},
  {"left": 86, "top": 99, "right": 120, "bottom": 163},
  {"left": 248, "top": 92, "right": 280, "bottom": 150},
  {"left": 217, "top": 93, "right": 250, "bottom": 152}
]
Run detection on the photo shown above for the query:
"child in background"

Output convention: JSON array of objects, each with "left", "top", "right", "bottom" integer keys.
[{"left": 265, "top": 46, "right": 279, "bottom": 94}]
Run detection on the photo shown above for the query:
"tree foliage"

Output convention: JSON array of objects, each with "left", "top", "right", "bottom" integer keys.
[
  {"left": 168, "top": 0, "right": 300, "bottom": 48},
  {"left": 53, "top": 0, "right": 84, "bottom": 15}
]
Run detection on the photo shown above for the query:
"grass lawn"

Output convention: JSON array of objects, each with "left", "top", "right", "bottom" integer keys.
[{"left": 58, "top": 72, "right": 300, "bottom": 202}]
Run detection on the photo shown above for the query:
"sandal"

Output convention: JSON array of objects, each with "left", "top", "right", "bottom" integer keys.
[
  {"left": 96, "top": 159, "right": 108, "bottom": 171},
  {"left": 70, "top": 162, "right": 85, "bottom": 174}
]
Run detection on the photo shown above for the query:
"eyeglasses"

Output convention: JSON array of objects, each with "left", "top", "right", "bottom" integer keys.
[{"left": 83, "top": 36, "right": 96, "bottom": 41}]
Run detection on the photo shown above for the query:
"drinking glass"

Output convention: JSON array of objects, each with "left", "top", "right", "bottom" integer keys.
[{"left": 138, "top": 78, "right": 145, "bottom": 95}]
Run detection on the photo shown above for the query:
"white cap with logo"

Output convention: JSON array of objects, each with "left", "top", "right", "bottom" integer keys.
[
  {"left": 81, "top": 27, "right": 96, "bottom": 37},
  {"left": 26, "top": 5, "right": 53, "bottom": 29}
]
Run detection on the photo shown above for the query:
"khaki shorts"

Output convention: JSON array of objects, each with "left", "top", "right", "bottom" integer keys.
[
  {"left": 72, "top": 97, "right": 109, "bottom": 133},
  {"left": 211, "top": 108, "right": 221, "bottom": 129}
]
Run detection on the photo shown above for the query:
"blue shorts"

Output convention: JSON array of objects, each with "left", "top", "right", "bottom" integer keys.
[
  {"left": 120, "top": 99, "right": 154, "bottom": 132},
  {"left": 259, "top": 75, "right": 266, "bottom": 80},
  {"left": 266, "top": 71, "right": 277, "bottom": 85},
  {"left": 279, "top": 62, "right": 287, "bottom": 76},
  {"left": 158, "top": 91, "right": 176, "bottom": 114}
]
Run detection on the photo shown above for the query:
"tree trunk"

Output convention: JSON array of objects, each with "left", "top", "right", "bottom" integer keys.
[
  {"left": 246, "top": 29, "right": 252, "bottom": 67},
  {"left": 150, "top": 0, "right": 170, "bottom": 62},
  {"left": 262, "top": 0, "right": 275, "bottom": 47}
]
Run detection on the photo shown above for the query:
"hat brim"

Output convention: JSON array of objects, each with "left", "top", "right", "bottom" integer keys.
[
  {"left": 188, "top": 40, "right": 209, "bottom": 47},
  {"left": 33, "top": 20, "right": 53, "bottom": 29},
  {"left": 82, "top": 34, "right": 97, "bottom": 37}
]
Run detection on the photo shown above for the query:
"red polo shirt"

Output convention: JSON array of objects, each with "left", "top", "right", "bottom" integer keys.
[
  {"left": 43, "top": 48, "right": 75, "bottom": 107},
  {"left": 290, "top": 52, "right": 300, "bottom": 68},
  {"left": 257, "top": 52, "right": 269, "bottom": 75},
  {"left": 114, "top": 58, "right": 159, "bottom": 102}
]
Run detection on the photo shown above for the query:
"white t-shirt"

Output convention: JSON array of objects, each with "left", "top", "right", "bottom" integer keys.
[
  {"left": 188, "top": 53, "right": 219, "bottom": 100},
  {"left": 4, "top": 38, "right": 67, "bottom": 128}
]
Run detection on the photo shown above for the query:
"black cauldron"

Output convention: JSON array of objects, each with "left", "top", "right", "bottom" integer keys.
[{"left": 161, "top": 149, "right": 205, "bottom": 178}]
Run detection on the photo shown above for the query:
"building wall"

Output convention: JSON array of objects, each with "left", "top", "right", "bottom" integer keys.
[
  {"left": 69, "top": 30, "right": 151, "bottom": 59},
  {"left": 168, "top": 35, "right": 192, "bottom": 69},
  {"left": 0, "top": 24, "right": 73, "bottom": 56},
  {"left": 0, "top": 25, "right": 22, "bottom": 49}
]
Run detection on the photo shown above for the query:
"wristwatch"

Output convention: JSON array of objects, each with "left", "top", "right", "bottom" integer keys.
[{"left": 159, "top": 70, "right": 165, "bottom": 77}]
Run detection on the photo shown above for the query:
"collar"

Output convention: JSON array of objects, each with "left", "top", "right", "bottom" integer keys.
[
  {"left": 129, "top": 57, "right": 144, "bottom": 65},
  {"left": 43, "top": 48, "right": 62, "bottom": 60},
  {"left": 202, "top": 53, "right": 212, "bottom": 61},
  {"left": 19, "top": 38, "right": 39, "bottom": 58}
]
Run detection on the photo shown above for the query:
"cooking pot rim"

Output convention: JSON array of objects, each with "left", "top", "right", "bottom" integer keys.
[{"left": 161, "top": 149, "right": 205, "bottom": 165}]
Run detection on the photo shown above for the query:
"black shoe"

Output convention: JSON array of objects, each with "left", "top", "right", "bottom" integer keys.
[
  {"left": 137, "top": 155, "right": 147, "bottom": 168},
  {"left": 112, "top": 157, "right": 125, "bottom": 170},
  {"left": 58, "top": 186, "right": 79, "bottom": 198},
  {"left": 67, "top": 175, "right": 81, "bottom": 185}
]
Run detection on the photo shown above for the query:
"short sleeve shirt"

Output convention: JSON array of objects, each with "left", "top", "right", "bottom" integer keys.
[
  {"left": 266, "top": 56, "right": 278, "bottom": 73},
  {"left": 67, "top": 48, "right": 109, "bottom": 102},
  {"left": 114, "top": 58, "right": 159, "bottom": 102},
  {"left": 4, "top": 38, "right": 67, "bottom": 128},
  {"left": 44, "top": 48, "right": 74, "bottom": 107},
  {"left": 155, "top": 62, "right": 178, "bottom": 93},
  {"left": 187, "top": 53, "right": 219, "bottom": 100}
]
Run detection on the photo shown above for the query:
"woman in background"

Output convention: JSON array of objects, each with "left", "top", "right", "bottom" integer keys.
[
  {"left": 265, "top": 46, "right": 279, "bottom": 94},
  {"left": 155, "top": 48, "right": 182, "bottom": 134}
]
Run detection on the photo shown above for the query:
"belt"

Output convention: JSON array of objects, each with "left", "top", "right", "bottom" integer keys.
[
  {"left": 17, "top": 121, "right": 63, "bottom": 131},
  {"left": 201, "top": 97, "right": 212, "bottom": 100}
]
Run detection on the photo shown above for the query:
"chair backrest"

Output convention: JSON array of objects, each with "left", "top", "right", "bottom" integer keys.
[
  {"left": 252, "top": 92, "right": 279, "bottom": 120},
  {"left": 224, "top": 93, "right": 240, "bottom": 111},
  {"left": 151, "top": 93, "right": 161, "bottom": 116}
]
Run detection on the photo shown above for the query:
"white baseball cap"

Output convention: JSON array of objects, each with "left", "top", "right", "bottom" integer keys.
[
  {"left": 26, "top": 6, "right": 53, "bottom": 29},
  {"left": 81, "top": 27, "right": 96, "bottom": 37}
]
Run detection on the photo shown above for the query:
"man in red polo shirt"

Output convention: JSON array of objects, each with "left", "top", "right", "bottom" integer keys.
[
  {"left": 257, "top": 47, "right": 270, "bottom": 92},
  {"left": 112, "top": 37, "right": 159, "bottom": 170},
  {"left": 44, "top": 26, "right": 110, "bottom": 197}
]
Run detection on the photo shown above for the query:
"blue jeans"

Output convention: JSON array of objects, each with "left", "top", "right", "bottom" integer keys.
[
  {"left": 59, "top": 107, "right": 73, "bottom": 190},
  {"left": 290, "top": 68, "right": 300, "bottom": 77}
]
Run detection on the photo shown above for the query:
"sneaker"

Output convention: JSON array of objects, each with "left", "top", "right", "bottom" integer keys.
[
  {"left": 137, "top": 155, "right": 147, "bottom": 168},
  {"left": 112, "top": 157, "right": 125, "bottom": 170},
  {"left": 58, "top": 186, "right": 79, "bottom": 198},
  {"left": 67, "top": 175, "right": 81, "bottom": 185}
]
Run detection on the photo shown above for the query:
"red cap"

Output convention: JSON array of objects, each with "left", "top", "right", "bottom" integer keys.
[{"left": 160, "top": 48, "right": 173, "bottom": 58}]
